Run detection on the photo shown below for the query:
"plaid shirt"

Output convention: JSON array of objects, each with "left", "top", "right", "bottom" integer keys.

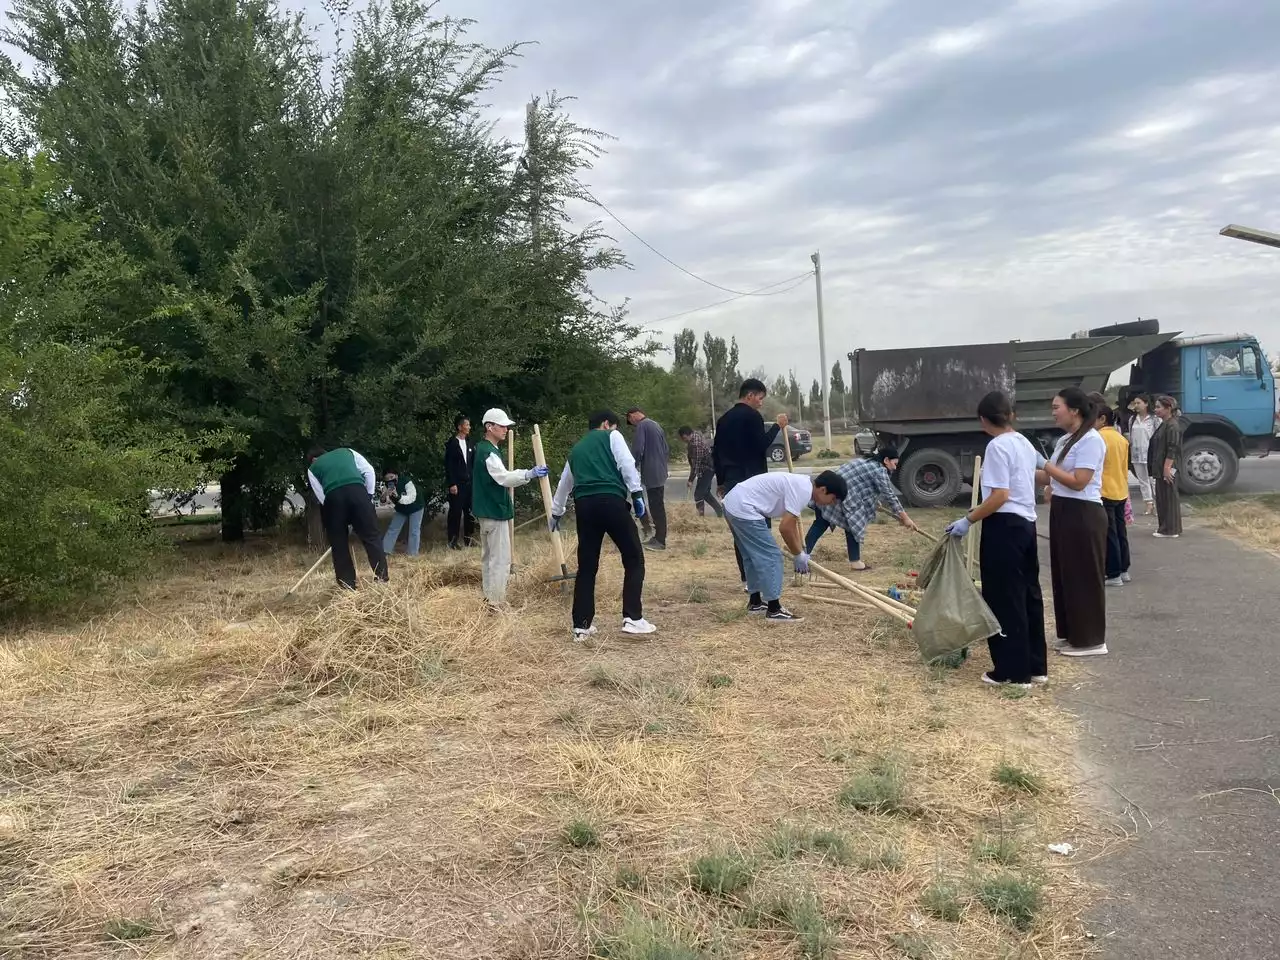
[
  {"left": 684, "top": 431, "right": 714, "bottom": 482},
  {"left": 817, "top": 457, "right": 904, "bottom": 542}
]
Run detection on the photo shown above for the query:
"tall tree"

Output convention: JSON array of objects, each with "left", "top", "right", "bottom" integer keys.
[
  {"left": 672, "top": 328, "right": 698, "bottom": 372},
  {"left": 809, "top": 378, "right": 822, "bottom": 407},
  {"left": 830, "top": 361, "right": 846, "bottom": 396},
  {"left": 771, "top": 374, "right": 788, "bottom": 400}
]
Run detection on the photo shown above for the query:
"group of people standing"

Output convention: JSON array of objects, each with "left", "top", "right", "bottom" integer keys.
[{"left": 944, "top": 387, "right": 1185, "bottom": 688}]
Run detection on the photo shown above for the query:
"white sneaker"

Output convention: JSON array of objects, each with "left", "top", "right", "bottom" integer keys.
[
  {"left": 621, "top": 618, "right": 657, "bottom": 635},
  {"left": 1059, "top": 643, "right": 1108, "bottom": 657},
  {"left": 981, "top": 672, "right": 1031, "bottom": 689},
  {"left": 1030, "top": 675, "right": 1049, "bottom": 685},
  {"left": 1052, "top": 639, "right": 1070, "bottom": 651},
  {"left": 1153, "top": 532, "right": 1179, "bottom": 539},
  {"left": 1121, "top": 572, "right": 1131, "bottom": 583},
  {"left": 572, "top": 625, "right": 597, "bottom": 642},
  {"left": 1105, "top": 577, "right": 1124, "bottom": 587}
]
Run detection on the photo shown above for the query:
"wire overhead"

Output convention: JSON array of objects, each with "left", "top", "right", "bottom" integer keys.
[
  {"left": 647, "top": 272, "right": 815, "bottom": 326},
  {"left": 591, "top": 195, "right": 807, "bottom": 297}
]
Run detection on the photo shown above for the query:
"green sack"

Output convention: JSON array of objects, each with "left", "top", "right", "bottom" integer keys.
[{"left": 913, "top": 537, "right": 1002, "bottom": 662}]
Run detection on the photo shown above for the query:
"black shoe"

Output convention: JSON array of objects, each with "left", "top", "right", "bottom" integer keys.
[
  {"left": 747, "top": 601, "right": 768, "bottom": 615},
  {"left": 644, "top": 539, "right": 666, "bottom": 551},
  {"left": 766, "top": 607, "right": 803, "bottom": 623}
]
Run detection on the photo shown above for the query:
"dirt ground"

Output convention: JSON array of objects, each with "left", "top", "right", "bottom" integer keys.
[{"left": 1, "top": 507, "right": 1104, "bottom": 959}]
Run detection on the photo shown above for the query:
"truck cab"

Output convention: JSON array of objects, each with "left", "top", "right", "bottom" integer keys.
[{"left": 1130, "top": 334, "right": 1275, "bottom": 493}]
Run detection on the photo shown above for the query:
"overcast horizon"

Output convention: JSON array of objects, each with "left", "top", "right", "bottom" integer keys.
[{"left": 7, "top": 0, "right": 1280, "bottom": 385}]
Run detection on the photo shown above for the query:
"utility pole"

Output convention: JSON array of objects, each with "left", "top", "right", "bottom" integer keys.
[{"left": 811, "top": 251, "right": 833, "bottom": 452}]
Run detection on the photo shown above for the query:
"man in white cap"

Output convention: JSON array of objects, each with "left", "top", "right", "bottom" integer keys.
[{"left": 470, "top": 408, "right": 549, "bottom": 607}]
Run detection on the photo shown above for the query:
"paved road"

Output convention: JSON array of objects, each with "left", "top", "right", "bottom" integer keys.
[{"left": 1046, "top": 510, "right": 1280, "bottom": 958}]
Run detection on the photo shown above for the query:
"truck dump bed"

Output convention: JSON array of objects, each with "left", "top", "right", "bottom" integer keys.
[{"left": 849, "top": 326, "right": 1177, "bottom": 434}]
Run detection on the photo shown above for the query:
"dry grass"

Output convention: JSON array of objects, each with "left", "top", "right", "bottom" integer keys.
[
  {"left": 0, "top": 505, "right": 1100, "bottom": 958},
  {"left": 1192, "top": 493, "right": 1280, "bottom": 554}
]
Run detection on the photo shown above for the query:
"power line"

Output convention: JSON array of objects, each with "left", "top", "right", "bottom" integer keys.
[
  {"left": 591, "top": 195, "right": 806, "bottom": 297},
  {"left": 646, "top": 272, "right": 814, "bottom": 326}
]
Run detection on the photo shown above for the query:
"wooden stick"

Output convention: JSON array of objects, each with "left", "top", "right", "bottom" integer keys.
[
  {"left": 507, "top": 428, "right": 517, "bottom": 573},
  {"left": 799, "top": 593, "right": 875, "bottom": 611},
  {"left": 807, "top": 561, "right": 916, "bottom": 615},
  {"left": 809, "top": 560, "right": 913, "bottom": 624},
  {"left": 531, "top": 424, "right": 572, "bottom": 580},
  {"left": 286, "top": 547, "right": 332, "bottom": 597},
  {"left": 877, "top": 504, "right": 939, "bottom": 542},
  {"left": 967, "top": 454, "right": 982, "bottom": 578}
]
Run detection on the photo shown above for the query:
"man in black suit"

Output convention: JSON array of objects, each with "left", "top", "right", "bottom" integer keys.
[{"left": 444, "top": 414, "right": 476, "bottom": 549}]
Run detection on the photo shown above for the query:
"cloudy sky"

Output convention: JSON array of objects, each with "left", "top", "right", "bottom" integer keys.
[
  {"left": 8, "top": 0, "right": 1280, "bottom": 387},
  {"left": 457, "top": 0, "right": 1280, "bottom": 384}
]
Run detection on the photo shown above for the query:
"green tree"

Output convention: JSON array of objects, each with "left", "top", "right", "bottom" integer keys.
[
  {"left": 830, "top": 361, "right": 847, "bottom": 396},
  {"left": 672, "top": 328, "right": 698, "bottom": 372},
  {"left": 0, "top": 154, "right": 207, "bottom": 613},
  {"left": 809, "top": 378, "right": 822, "bottom": 407}
]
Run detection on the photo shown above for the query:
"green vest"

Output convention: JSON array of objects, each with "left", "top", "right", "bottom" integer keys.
[
  {"left": 568, "top": 430, "right": 627, "bottom": 502},
  {"left": 310, "top": 448, "right": 364, "bottom": 494},
  {"left": 394, "top": 476, "right": 424, "bottom": 515},
  {"left": 471, "top": 439, "right": 514, "bottom": 520}
]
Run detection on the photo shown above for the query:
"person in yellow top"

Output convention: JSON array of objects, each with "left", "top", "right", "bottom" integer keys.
[{"left": 1096, "top": 404, "right": 1131, "bottom": 586}]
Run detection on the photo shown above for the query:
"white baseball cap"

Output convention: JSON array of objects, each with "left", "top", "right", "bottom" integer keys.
[{"left": 482, "top": 407, "right": 516, "bottom": 427}]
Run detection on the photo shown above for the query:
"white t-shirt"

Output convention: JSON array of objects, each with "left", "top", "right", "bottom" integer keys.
[
  {"left": 980, "top": 432, "right": 1039, "bottom": 522},
  {"left": 724, "top": 473, "right": 813, "bottom": 522},
  {"left": 1049, "top": 429, "right": 1106, "bottom": 502}
]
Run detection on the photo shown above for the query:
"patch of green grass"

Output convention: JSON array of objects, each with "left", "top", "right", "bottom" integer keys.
[
  {"left": 928, "top": 648, "right": 968, "bottom": 671},
  {"left": 993, "top": 762, "right": 1044, "bottom": 795},
  {"left": 688, "top": 581, "right": 712, "bottom": 603},
  {"left": 890, "top": 932, "right": 940, "bottom": 960},
  {"left": 999, "top": 685, "right": 1030, "bottom": 701},
  {"left": 974, "top": 832, "right": 1021, "bottom": 865},
  {"left": 975, "top": 873, "right": 1042, "bottom": 930},
  {"left": 749, "top": 890, "right": 836, "bottom": 959},
  {"left": 642, "top": 720, "right": 669, "bottom": 736},
  {"left": 564, "top": 818, "right": 601, "bottom": 849},
  {"left": 593, "top": 912, "right": 704, "bottom": 960},
  {"left": 704, "top": 672, "right": 733, "bottom": 689},
  {"left": 103, "top": 918, "right": 157, "bottom": 942},
  {"left": 765, "top": 822, "right": 852, "bottom": 865},
  {"left": 816, "top": 449, "right": 842, "bottom": 460},
  {"left": 714, "top": 605, "right": 748, "bottom": 624},
  {"left": 587, "top": 666, "right": 628, "bottom": 691},
  {"left": 689, "top": 851, "right": 754, "bottom": 898},
  {"left": 859, "top": 841, "right": 906, "bottom": 872},
  {"left": 615, "top": 863, "right": 648, "bottom": 892},
  {"left": 920, "top": 879, "right": 965, "bottom": 922},
  {"left": 837, "top": 756, "right": 908, "bottom": 814},
  {"left": 690, "top": 539, "right": 710, "bottom": 558}
]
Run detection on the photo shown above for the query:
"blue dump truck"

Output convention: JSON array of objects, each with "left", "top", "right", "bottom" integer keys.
[{"left": 848, "top": 319, "right": 1276, "bottom": 508}]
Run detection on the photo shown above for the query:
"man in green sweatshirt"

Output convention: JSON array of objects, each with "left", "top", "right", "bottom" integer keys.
[
  {"left": 550, "top": 410, "right": 655, "bottom": 640},
  {"left": 306, "top": 445, "right": 389, "bottom": 589},
  {"left": 470, "top": 408, "right": 549, "bottom": 606}
]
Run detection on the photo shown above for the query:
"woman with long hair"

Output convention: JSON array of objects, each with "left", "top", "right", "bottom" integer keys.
[
  {"left": 1127, "top": 395, "right": 1157, "bottom": 515},
  {"left": 1149, "top": 395, "right": 1183, "bottom": 538},
  {"left": 946, "top": 392, "right": 1047, "bottom": 687},
  {"left": 1040, "top": 387, "right": 1109, "bottom": 657}
]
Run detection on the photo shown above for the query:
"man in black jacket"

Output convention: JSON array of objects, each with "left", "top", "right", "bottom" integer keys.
[
  {"left": 712, "top": 378, "right": 789, "bottom": 586},
  {"left": 444, "top": 414, "right": 476, "bottom": 549}
]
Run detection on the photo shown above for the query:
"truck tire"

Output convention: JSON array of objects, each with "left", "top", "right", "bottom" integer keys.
[
  {"left": 899, "top": 448, "right": 963, "bottom": 508},
  {"left": 1178, "top": 435, "right": 1238, "bottom": 495}
]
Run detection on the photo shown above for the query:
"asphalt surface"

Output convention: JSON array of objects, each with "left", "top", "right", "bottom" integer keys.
[{"left": 1046, "top": 508, "right": 1280, "bottom": 958}]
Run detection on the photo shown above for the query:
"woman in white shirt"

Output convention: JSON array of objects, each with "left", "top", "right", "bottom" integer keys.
[
  {"left": 945, "top": 392, "right": 1047, "bottom": 687},
  {"left": 1039, "top": 387, "right": 1108, "bottom": 657},
  {"left": 1127, "top": 395, "right": 1157, "bottom": 515}
]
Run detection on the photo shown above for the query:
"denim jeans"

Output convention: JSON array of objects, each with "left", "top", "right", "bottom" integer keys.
[
  {"left": 725, "top": 514, "right": 784, "bottom": 602},
  {"left": 383, "top": 509, "right": 424, "bottom": 557},
  {"left": 803, "top": 512, "right": 860, "bottom": 562}
]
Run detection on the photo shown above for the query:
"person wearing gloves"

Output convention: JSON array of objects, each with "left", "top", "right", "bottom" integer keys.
[
  {"left": 381, "top": 466, "right": 426, "bottom": 557},
  {"left": 804, "top": 448, "right": 917, "bottom": 570},
  {"left": 722, "top": 470, "right": 849, "bottom": 622},
  {"left": 945, "top": 391, "right": 1047, "bottom": 688},
  {"left": 470, "top": 408, "right": 549, "bottom": 607},
  {"left": 306, "top": 445, "right": 389, "bottom": 589},
  {"left": 550, "top": 410, "right": 655, "bottom": 640}
]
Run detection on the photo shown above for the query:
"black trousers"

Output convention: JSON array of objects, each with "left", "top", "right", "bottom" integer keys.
[
  {"left": 1102, "top": 497, "right": 1130, "bottom": 579},
  {"left": 643, "top": 485, "right": 668, "bottom": 544},
  {"left": 693, "top": 470, "right": 724, "bottom": 517},
  {"left": 573, "top": 494, "right": 645, "bottom": 629},
  {"left": 323, "top": 484, "right": 389, "bottom": 589},
  {"left": 1049, "top": 497, "right": 1107, "bottom": 648},
  {"left": 447, "top": 482, "right": 476, "bottom": 545},
  {"left": 979, "top": 513, "right": 1047, "bottom": 683}
]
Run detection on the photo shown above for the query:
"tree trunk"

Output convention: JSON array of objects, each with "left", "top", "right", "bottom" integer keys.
[
  {"left": 301, "top": 481, "right": 325, "bottom": 548},
  {"left": 220, "top": 463, "right": 246, "bottom": 542}
]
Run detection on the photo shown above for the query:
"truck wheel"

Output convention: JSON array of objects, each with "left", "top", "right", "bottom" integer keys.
[
  {"left": 899, "top": 449, "right": 963, "bottom": 508},
  {"left": 768, "top": 445, "right": 786, "bottom": 464},
  {"left": 1178, "top": 436, "right": 1238, "bottom": 495}
]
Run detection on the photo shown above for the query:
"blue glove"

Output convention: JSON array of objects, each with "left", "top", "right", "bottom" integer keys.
[
  {"left": 529, "top": 465, "right": 550, "bottom": 479},
  {"left": 632, "top": 494, "right": 646, "bottom": 519},
  {"left": 793, "top": 551, "right": 811, "bottom": 574},
  {"left": 946, "top": 516, "right": 971, "bottom": 538},
  {"left": 549, "top": 514, "right": 562, "bottom": 533}
]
